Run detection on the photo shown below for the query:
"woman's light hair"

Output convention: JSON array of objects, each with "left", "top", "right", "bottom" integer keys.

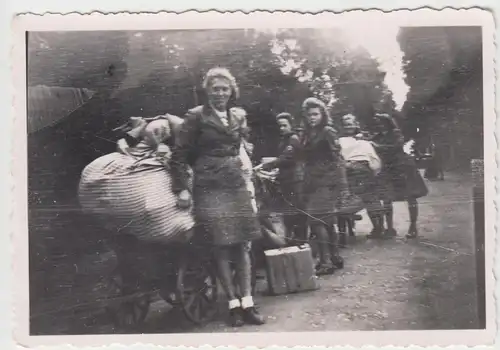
[
  {"left": 302, "top": 97, "right": 330, "bottom": 126},
  {"left": 202, "top": 67, "right": 240, "bottom": 100}
]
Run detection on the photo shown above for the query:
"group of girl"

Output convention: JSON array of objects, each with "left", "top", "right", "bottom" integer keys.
[
  {"left": 118, "top": 67, "right": 428, "bottom": 328},
  {"left": 256, "top": 96, "right": 428, "bottom": 272}
]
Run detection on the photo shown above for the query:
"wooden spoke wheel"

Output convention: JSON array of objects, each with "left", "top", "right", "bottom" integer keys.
[
  {"left": 158, "top": 275, "right": 182, "bottom": 307},
  {"left": 176, "top": 253, "right": 218, "bottom": 326},
  {"left": 106, "top": 269, "right": 151, "bottom": 331}
]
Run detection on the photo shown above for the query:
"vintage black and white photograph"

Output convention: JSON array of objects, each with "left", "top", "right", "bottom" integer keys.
[{"left": 12, "top": 9, "right": 495, "bottom": 348}]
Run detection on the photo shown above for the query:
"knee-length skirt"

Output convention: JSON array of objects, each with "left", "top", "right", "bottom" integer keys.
[
  {"left": 193, "top": 155, "right": 261, "bottom": 246},
  {"left": 377, "top": 157, "right": 428, "bottom": 202},
  {"left": 302, "top": 181, "right": 341, "bottom": 226}
]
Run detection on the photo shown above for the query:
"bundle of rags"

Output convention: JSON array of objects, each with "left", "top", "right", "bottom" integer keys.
[{"left": 78, "top": 117, "right": 195, "bottom": 244}]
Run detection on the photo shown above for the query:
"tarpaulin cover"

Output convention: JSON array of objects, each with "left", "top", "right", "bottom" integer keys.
[
  {"left": 78, "top": 151, "right": 194, "bottom": 244},
  {"left": 27, "top": 85, "right": 95, "bottom": 134}
]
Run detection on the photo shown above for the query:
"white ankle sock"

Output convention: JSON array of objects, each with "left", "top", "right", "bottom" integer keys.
[
  {"left": 228, "top": 299, "right": 241, "bottom": 309},
  {"left": 241, "top": 296, "right": 254, "bottom": 309}
]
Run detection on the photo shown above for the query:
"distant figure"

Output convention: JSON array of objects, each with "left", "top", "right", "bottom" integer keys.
[{"left": 424, "top": 141, "right": 445, "bottom": 181}]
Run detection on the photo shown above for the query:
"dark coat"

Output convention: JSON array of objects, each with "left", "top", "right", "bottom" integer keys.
[
  {"left": 371, "top": 130, "right": 428, "bottom": 201},
  {"left": 170, "top": 105, "right": 261, "bottom": 246},
  {"left": 302, "top": 126, "right": 346, "bottom": 192},
  {"left": 301, "top": 126, "right": 348, "bottom": 219},
  {"left": 266, "top": 132, "right": 303, "bottom": 186}
]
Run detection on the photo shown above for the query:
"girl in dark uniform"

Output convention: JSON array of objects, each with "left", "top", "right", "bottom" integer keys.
[
  {"left": 370, "top": 113, "right": 428, "bottom": 238},
  {"left": 301, "top": 97, "right": 347, "bottom": 275},
  {"left": 256, "top": 112, "right": 307, "bottom": 245}
]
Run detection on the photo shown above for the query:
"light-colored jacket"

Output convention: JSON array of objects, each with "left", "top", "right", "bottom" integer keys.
[{"left": 339, "top": 136, "right": 382, "bottom": 175}]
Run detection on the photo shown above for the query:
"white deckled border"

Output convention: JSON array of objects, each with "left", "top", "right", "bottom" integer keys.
[{"left": 10, "top": 8, "right": 497, "bottom": 348}]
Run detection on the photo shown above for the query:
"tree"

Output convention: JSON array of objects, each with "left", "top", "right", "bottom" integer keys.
[
  {"left": 271, "top": 29, "right": 397, "bottom": 129},
  {"left": 28, "top": 31, "right": 130, "bottom": 93},
  {"left": 398, "top": 26, "right": 483, "bottom": 167}
]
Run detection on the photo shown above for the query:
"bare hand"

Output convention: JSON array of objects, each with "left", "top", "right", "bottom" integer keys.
[
  {"left": 117, "top": 138, "right": 130, "bottom": 155},
  {"left": 253, "top": 164, "right": 264, "bottom": 172},
  {"left": 177, "top": 190, "right": 192, "bottom": 209}
]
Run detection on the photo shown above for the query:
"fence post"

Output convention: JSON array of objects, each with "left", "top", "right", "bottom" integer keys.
[{"left": 471, "top": 159, "right": 485, "bottom": 328}]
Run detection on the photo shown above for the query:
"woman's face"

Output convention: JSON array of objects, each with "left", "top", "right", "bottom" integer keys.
[
  {"left": 277, "top": 118, "right": 292, "bottom": 136},
  {"left": 305, "top": 107, "right": 323, "bottom": 128},
  {"left": 342, "top": 116, "right": 358, "bottom": 135},
  {"left": 207, "top": 77, "right": 232, "bottom": 110}
]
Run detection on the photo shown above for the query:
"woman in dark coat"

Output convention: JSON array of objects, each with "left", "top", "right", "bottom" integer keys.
[
  {"left": 424, "top": 139, "right": 445, "bottom": 181},
  {"left": 170, "top": 68, "right": 265, "bottom": 327},
  {"left": 256, "top": 112, "right": 307, "bottom": 244},
  {"left": 370, "top": 113, "right": 428, "bottom": 238},
  {"left": 301, "top": 97, "right": 346, "bottom": 275}
]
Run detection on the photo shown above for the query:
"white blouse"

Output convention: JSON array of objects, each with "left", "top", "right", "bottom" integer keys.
[{"left": 339, "top": 136, "right": 382, "bottom": 175}]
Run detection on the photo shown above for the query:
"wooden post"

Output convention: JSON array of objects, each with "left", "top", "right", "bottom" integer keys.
[{"left": 471, "top": 159, "right": 485, "bottom": 328}]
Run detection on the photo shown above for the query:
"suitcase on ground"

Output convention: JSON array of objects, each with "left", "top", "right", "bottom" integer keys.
[{"left": 264, "top": 244, "right": 319, "bottom": 295}]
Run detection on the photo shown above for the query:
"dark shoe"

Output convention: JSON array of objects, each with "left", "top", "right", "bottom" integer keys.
[
  {"left": 242, "top": 307, "right": 266, "bottom": 325},
  {"left": 384, "top": 228, "right": 397, "bottom": 238},
  {"left": 316, "top": 263, "right": 335, "bottom": 276},
  {"left": 406, "top": 227, "right": 418, "bottom": 239},
  {"left": 367, "top": 228, "right": 383, "bottom": 239},
  {"left": 331, "top": 255, "right": 344, "bottom": 269},
  {"left": 228, "top": 307, "right": 244, "bottom": 327}
]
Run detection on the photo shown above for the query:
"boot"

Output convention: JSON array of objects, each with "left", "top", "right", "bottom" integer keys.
[
  {"left": 331, "top": 255, "right": 344, "bottom": 269},
  {"left": 242, "top": 307, "right": 266, "bottom": 325},
  {"left": 228, "top": 307, "right": 244, "bottom": 327}
]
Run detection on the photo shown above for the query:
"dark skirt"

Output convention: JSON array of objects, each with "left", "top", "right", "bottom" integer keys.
[
  {"left": 378, "top": 157, "right": 428, "bottom": 202},
  {"left": 303, "top": 183, "right": 340, "bottom": 226},
  {"left": 278, "top": 181, "right": 305, "bottom": 215},
  {"left": 193, "top": 155, "right": 261, "bottom": 246}
]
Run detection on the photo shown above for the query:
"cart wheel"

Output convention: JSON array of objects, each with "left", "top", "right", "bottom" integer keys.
[
  {"left": 159, "top": 284, "right": 181, "bottom": 307},
  {"left": 176, "top": 254, "right": 218, "bottom": 325},
  {"left": 106, "top": 270, "right": 151, "bottom": 330}
]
